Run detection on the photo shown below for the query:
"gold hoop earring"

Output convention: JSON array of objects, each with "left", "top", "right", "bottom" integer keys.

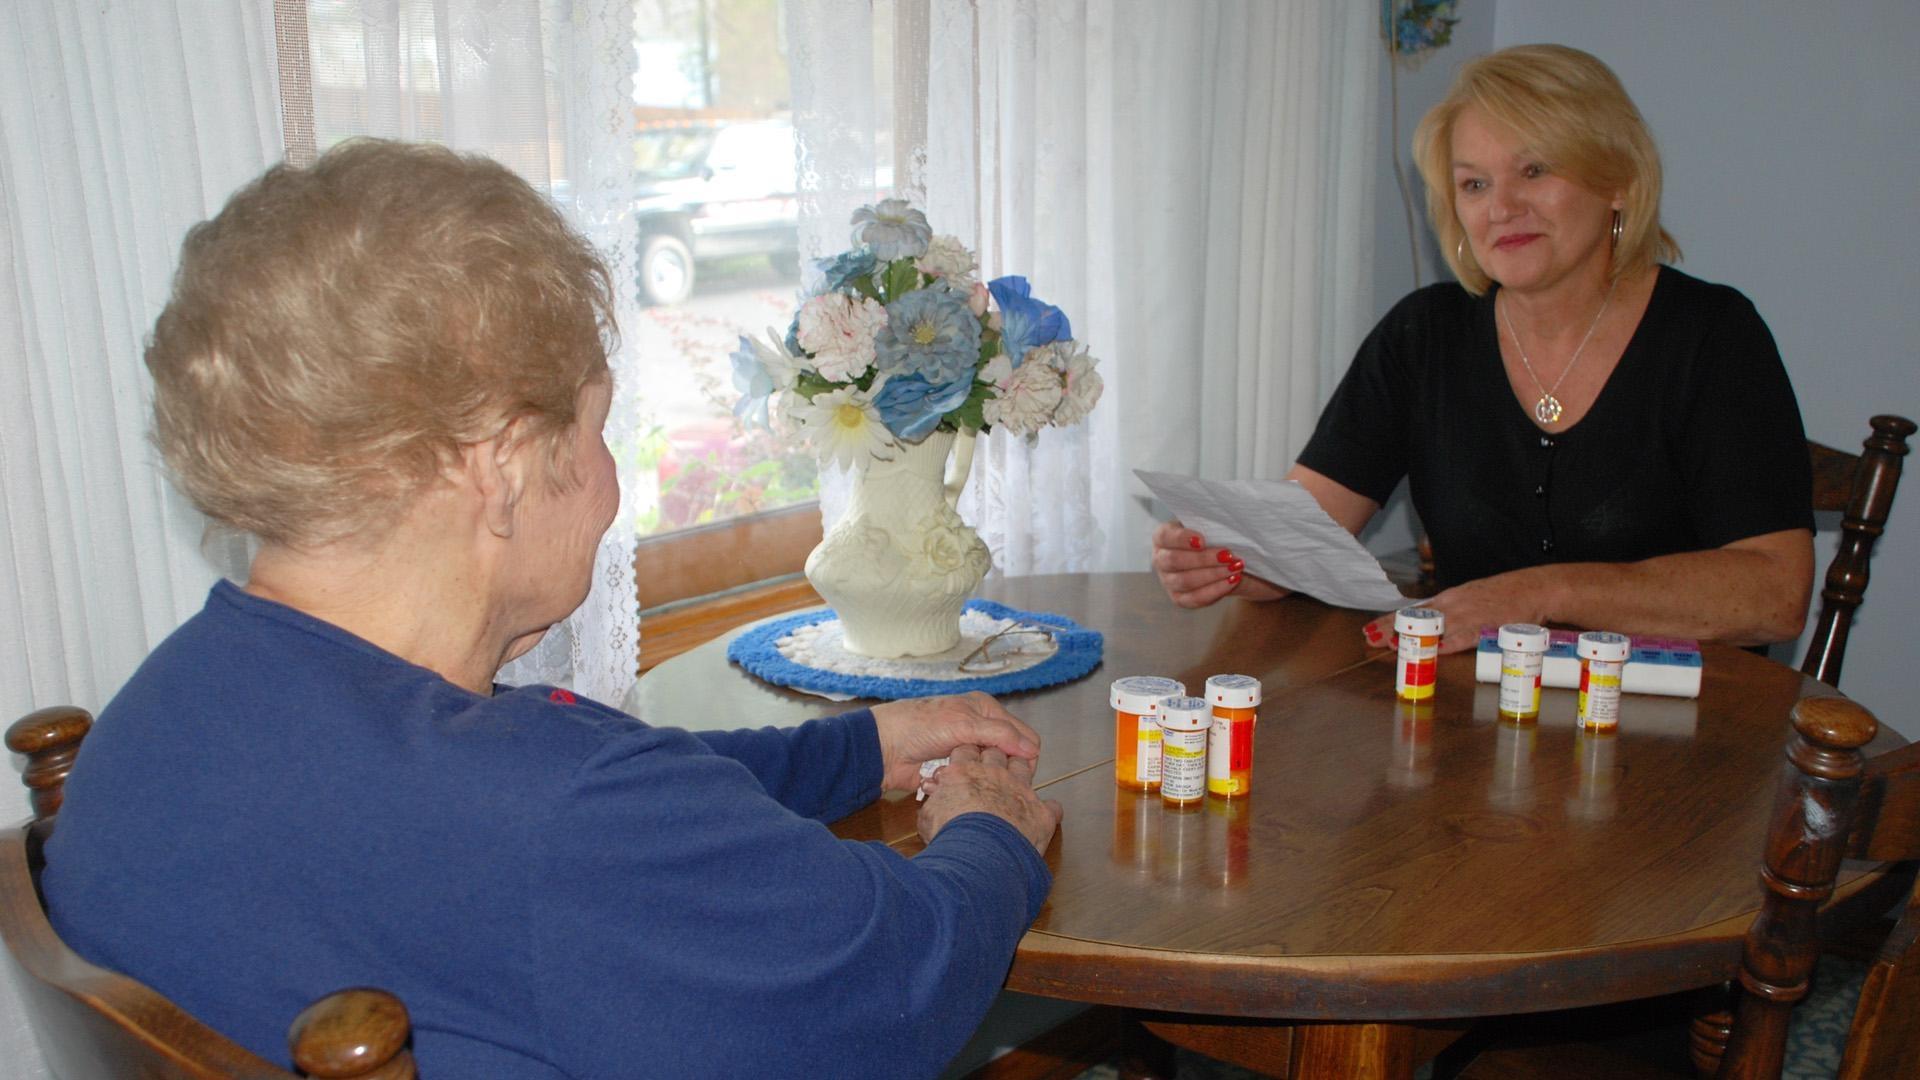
[
  {"left": 1611, "top": 209, "right": 1623, "bottom": 250},
  {"left": 1456, "top": 236, "right": 1468, "bottom": 265}
]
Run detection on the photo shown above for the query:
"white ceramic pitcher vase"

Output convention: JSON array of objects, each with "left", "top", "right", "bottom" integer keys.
[{"left": 805, "top": 428, "right": 991, "bottom": 658}]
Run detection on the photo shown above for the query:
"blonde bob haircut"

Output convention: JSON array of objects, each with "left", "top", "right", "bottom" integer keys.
[
  {"left": 147, "top": 139, "right": 616, "bottom": 547},
  {"left": 1412, "top": 44, "right": 1681, "bottom": 296}
]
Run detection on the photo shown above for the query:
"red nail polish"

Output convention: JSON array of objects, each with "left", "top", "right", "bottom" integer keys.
[
  {"left": 1363, "top": 624, "right": 1382, "bottom": 644},
  {"left": 1216, "top": 550, "right": 1234, "bottom": 564},
  {"left": 1187, "top": 535, "right": 1203, "bottom": 550},
  {"left": 1229, "top": 559, "right": 1245, "bottom": 573},
  {"left": 1227, "top": 573, "right": 1242, "bottom": 586}
]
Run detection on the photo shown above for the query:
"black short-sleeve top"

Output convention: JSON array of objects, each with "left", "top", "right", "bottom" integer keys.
[{"left": 1297, "top": 266, "right": 1813, "bottom": 590}]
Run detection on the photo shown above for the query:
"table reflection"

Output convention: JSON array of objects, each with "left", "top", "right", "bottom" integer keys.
[
  {"left": 1570, "top": 729, "right": 1621, "bottom": 822},
  {"left": 1388, "top": 699, "right": 1435, "bottom": 790},
  {"left": 1153, "top": 802, "right": 1205, "bottom": 889},
  {"left": 1206, "top": 795, "right": 1251, "bottom": 889},
  {"left": 1489, "top": 720, "right": 1538, "bottom": 813},
  {"left": 1109, "top": 787, "right": 1254, "bottom": 890},
  {"left": 1111, "top": 786, "right": 1156, "bottom": 875}
]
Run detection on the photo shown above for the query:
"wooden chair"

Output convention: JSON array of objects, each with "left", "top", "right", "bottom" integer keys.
[
  {"left": 1413, "top": 413, "right": 1916, "bottom": 689},
  {"left": 1718, "top": 695, "right": 1920, "bottom": 1078},
  {"left": 1800, "top": 414, "right": 1916, "bottom": 687},
  {"left": 1, "top": 706, "right": 416, "bottom": 1080}
]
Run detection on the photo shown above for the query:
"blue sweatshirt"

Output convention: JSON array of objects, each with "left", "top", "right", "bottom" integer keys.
[{"left": 42, "top": 582, "right": 1051, "bottom": 1078}]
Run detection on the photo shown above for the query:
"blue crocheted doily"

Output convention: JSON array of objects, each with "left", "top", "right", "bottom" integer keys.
[{"left": 727, "top": 599, "right": 1104, "bottom": 700}]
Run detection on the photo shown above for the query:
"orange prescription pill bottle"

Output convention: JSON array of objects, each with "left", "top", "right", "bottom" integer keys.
[
  {"left": 1205, "top": 674, "right": 1262, "bottom": 799},
  {"left": 1112, "top": 676, "right": 1184, "bottom": 790},
  {"left": 1394, "top": 607, "right": 1444, "bottom": 700},
  {"left": 1157, "top": 696, "right": 1211, "bottom": 808},
  {"left": 1576, "top": 631, "right": 1630, "bottom": 730},
  {"left": 1496, "top": 623, "right": 1549, "bottom": 721}
]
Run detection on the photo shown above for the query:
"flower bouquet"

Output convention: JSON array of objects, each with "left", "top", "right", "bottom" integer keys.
[
  {"left": 730, "top": 200, "right": 1103, "bottom": 658},
  {"left": 731, "top": 199, "right": 1103, "bottom": 466}
]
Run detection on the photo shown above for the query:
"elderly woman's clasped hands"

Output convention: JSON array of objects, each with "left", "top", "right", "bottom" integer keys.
[{"left": 872, "top": 692, "right": 1062, "bottom": 853}]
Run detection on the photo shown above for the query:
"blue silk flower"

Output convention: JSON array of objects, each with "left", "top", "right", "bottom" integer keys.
[
  {"left": 873, "top": 372, "right": 976, "bottom": 441},
  {"left": 729, "top": 336, "right": 776, "bottom": 430},
  {"left": 987, "top": 276, "right": 1070, "bottom": 366},
  {"left": 874, "top": 288, "right": 981, "bottom": 384},
  {"left": 816, "top": 248, "right": 877, "bottom": 293}
]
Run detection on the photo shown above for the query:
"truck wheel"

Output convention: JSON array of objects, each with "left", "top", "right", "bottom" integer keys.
[{"left": 639, "top": 234, "right": 694, "bottom": 306}]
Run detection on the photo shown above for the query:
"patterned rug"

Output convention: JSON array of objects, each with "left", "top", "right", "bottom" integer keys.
[{"left": 1782, "top": 955, "right": 1869, "bottom": 1080}]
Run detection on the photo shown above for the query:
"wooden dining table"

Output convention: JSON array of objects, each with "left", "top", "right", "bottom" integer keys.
[{"left": 629, "top": 572, "right": 1906, "bottom": 1078}]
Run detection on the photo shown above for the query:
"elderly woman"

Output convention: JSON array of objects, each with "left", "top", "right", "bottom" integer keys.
[
  {"left": 43, "top": 139, "right": 1060, "bottom": 1079},
  {"left": 1152, "top": 44, "right": 1813, "bottom": 653}
]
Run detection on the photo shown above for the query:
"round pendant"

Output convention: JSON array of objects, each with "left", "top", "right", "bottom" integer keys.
[{"left": 1534, "top": 394, "right": 1563, "bottom": 424}]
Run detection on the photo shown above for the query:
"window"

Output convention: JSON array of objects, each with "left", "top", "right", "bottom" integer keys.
[
  {"left": 285, "top": 1, "right": 852, "bottom": 542},
  {"left": 276, "top": 0, "right": 904, "bottom": 669}
]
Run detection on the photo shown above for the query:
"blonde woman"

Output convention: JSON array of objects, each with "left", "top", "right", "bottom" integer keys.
[{"left": 1153, "top": 45, "right": 1812, "bottom": 654}]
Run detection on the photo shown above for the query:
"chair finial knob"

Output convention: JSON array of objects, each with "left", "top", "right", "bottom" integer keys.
[
  {"left": 5, "top": 706, "right": 92, "bottom": 821},
  {"left": 289, "top": 988, "right": 414, "bottom": 1079},
  {"left": 1790, "top": 696, "right": 1877, "bottom": 751}
]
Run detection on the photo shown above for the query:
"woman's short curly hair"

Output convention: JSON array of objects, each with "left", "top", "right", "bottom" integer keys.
[
  {"left": 1413, "top": 44, "right": 1681, "bottom": 296},
  {"left": 147, "top": 138, "right": 615, "bottom": 546}
]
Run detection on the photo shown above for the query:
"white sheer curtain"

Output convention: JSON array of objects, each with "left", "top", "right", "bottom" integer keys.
[
  {"left": 1, "top": 1, "right": 649, "bottom": 726},
  {"left": 301, "top": 0, "right": 643, "bottom": 704},
  {"left": 789, "top": 0, "right": 1379, "bottom": 576},
  {"left": 0, "top": 5, "right": 286, "bottom": 1074},
  {"left": 0, "top": 6, "right": 282, "bottom": 819},
  {"left": 0, "top": 5, "right": 640, "bottom": 1070}
]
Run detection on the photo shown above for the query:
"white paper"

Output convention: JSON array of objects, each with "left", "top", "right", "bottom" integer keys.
[{"left": 1136, "top": 470, "right": 1424, "bottom": 612}]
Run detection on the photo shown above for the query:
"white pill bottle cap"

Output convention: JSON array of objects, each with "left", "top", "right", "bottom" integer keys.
[
  {"left": 1156, "top": 695, "right": 1211, "bottom": 731},
  {"left": 1205, "top": 673, "right": 1262, "bottom": 709},
  {"left": 1111, "top": 676, "right": 1185, "bottom": 713},
  {"left": 1576, "top": 631, "right": 1631, "bottom": 663},
  {"left": 1394, "top": 606, "right": 1444, "bottom": 637},
  {"left": 1498, "top": 623, "right": 1549, "bottom": 652}
]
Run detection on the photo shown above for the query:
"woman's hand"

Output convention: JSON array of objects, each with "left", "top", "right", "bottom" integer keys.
[
  {"left": 1361, "top": 570, "right": 1551, "bottom": 654},
  {"left": 870, "top": 691, "right": 1040, "bottom": 794},
  {"left": 916, "top": 744, "right": 1062, "bottom": 854},
  {"left": 1149, "top": 519, "right": 1284, "bottom": 608}
]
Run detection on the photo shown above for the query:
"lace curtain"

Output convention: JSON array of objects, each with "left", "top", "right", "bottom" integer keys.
[
  {"left": 790, "top": 0, "right": 1380, "bottom": 575},
  {"left": 299, "top": 0, "right": 644, "bottom": 703}
]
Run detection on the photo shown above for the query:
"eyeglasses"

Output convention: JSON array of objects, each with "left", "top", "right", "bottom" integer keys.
[{"left": 957, "top": 622, "right": 1057, "bottom": 674}]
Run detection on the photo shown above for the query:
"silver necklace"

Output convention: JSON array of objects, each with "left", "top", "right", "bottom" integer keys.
[{"left": 1499, "top": 280, "right": 1617, "bottom": 425}]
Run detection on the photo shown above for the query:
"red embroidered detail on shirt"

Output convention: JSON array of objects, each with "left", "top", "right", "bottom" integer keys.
[{"left": 548, "top": 689, "right": 577, "bottom": 705}]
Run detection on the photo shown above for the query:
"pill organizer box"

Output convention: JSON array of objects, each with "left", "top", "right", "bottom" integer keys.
[{"left": 1473, "top": 628, "right": 1703, "bottom": 698}]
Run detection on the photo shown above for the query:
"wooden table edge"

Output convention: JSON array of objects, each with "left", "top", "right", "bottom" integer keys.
[{"left": 1003, "top": 862, "right": 1907, "bottom": 1021}]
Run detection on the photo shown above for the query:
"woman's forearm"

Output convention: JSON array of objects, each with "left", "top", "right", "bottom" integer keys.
[
  {"left": 1528, "top": 529, "right": 1813, "bottom": 645},
  {"left": 1413, "top": 529, "right": 1814, "bottom": 652}
]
